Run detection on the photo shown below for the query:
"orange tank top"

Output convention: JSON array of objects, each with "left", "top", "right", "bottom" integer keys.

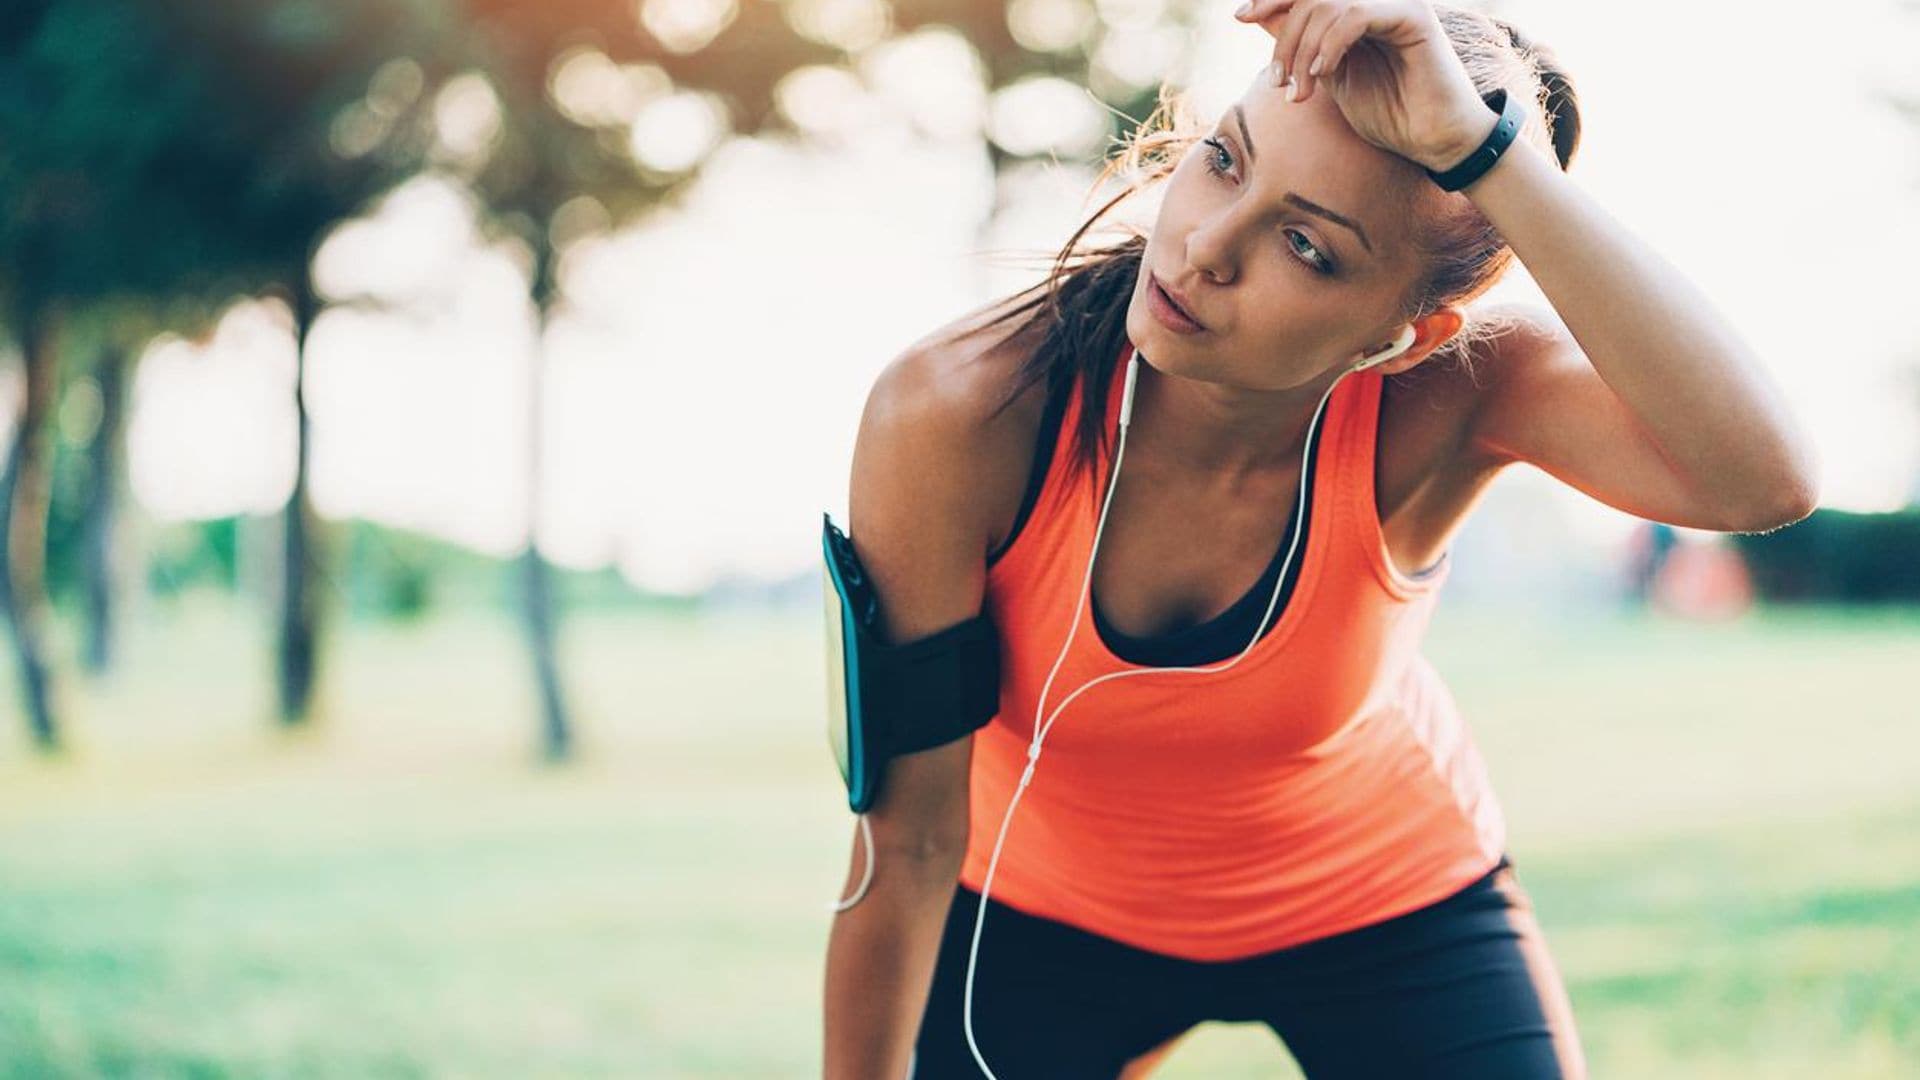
[{"left": 959, "top": 338, "right": 1506, "bottom": 961}]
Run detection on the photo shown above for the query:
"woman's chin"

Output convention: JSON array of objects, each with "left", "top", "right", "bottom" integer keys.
[{"left": 1126, "top": 306, "right": 1200, "bottom": 373}]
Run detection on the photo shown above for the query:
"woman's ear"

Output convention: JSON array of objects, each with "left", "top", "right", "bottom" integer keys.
[{"left": 1374, "top": 306, "right": 1466, "bottom": 375}]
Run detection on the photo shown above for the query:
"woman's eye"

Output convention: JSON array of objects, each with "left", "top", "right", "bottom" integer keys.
[
  {"left": 1201, "top": 136, "right": 1233, "bottom": 176},
  {"left": 1285, "top": 230, "right": 1334, "bottom": 274}
]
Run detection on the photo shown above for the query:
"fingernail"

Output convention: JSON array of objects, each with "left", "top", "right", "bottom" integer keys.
[
  {"left": 1234, "top": 0, "right": 1253, "bottom": 16},
  {"left": 1309, "top": 54, "right": 1323, "bottom": 77},
  {"left": 1285, "top": 78, "right": 1299, "bottom": 102},
  {"left": 1269, "top": 61, "right": 1286, "bottom": 87}
]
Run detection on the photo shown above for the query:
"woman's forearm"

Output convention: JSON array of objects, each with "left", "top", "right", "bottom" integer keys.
[
  {"left": 823, "top": 836, "right": 966, "bottom": 1080},
  {"left": 1450, "top": 135, "right": 1821, "bottom": 519}
]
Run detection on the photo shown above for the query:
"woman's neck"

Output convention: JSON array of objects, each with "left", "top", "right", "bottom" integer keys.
[{"left": 1125, "top": 354, "right": 1342, "bottom": 482}]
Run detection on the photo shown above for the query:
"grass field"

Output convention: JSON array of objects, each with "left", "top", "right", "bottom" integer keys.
[{"left": 0, "top": 595, "right": 1916, "bottom": 1077}]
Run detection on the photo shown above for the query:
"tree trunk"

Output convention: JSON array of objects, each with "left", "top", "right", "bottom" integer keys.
[
  {"left": 523, "top": 243, "right": 571, "bottom": 761},
  {"left": 520, "top": 542, "right": 569, "bottom": 761},
  {"left": 80, "top": 343, "right": 127, "bottom": 676},
  {"left": 0, "top": 303, "right": 62, "bottom": 751},
  {"left": 276, "top": 276, "right": 325, "bottom": 726}
]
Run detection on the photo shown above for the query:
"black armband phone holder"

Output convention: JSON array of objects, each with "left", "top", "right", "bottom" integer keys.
[{"left": 821, "top": 512, "right": 1001, "bottom": 814}]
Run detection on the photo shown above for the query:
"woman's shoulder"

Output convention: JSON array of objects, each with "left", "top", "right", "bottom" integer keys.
[
  {"left": 1378, "top": 301, "right": 1548, "bottom": 473},
  {"left": 1374, "top": 302, "right": 1542, "bottom": 547},
  {"left": 859, "top": 292, "right": 1056, "bottom": 564}
]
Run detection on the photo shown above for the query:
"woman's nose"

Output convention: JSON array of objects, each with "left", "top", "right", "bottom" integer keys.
[{"left": 1185, "top": 222, "right": 1236, "bottom": 285}]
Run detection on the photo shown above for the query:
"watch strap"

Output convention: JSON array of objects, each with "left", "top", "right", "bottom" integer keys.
[{"left": 1425, "top": 87, "right": 1526, "bottom": 193}]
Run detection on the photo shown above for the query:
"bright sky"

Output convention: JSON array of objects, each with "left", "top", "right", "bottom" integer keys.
[{"left": 121, "top": 0, "right": 1920, "bottom": 595}]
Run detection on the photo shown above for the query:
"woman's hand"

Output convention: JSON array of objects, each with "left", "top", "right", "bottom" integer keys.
[{"left": 1233, "top": 0, "right": 1500, "bottom": 173}]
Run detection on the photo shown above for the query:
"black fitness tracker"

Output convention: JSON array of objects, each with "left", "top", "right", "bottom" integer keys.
[{"left": 1425, "top": 87, "right": 1527, "bottom": 193}]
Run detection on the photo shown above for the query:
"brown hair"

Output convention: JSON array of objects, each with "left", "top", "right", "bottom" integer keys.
[{"left": 971, "top": 3, "right": 1582, "bottom": 498}]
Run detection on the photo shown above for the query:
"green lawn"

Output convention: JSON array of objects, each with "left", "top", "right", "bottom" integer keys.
[{"left": 0, "top": 596, "right": 1916, "bottom": 1077}]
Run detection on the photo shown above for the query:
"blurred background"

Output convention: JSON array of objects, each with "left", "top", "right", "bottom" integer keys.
[{"left": 1, "top": 0, "right": 1917, "bottom": 1075}]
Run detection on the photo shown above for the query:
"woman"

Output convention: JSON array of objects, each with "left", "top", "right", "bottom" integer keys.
[{"left": 822, "top": 2, "right": 1819, "bottom": 1076}]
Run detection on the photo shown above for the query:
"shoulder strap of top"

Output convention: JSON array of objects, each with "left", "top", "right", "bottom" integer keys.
[
  {"left": 1329, "top": 368, "right": 1385, "bottom": 528},
  {"left": 985, "top": 365, "right": 1077, "bottom": 567}
]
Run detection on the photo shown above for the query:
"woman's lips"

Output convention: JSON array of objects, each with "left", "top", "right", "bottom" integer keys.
[{"left": 1147, "top": 272, "right": 1206, "bottom": 334}]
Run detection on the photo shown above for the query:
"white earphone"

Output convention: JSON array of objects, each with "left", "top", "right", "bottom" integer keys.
[
  {"left": 956, "top": 328, "right": 1416, "bottom": 1076},
  {"left": 1350, "top": 323, "right": 1418, "bottom": 372}
]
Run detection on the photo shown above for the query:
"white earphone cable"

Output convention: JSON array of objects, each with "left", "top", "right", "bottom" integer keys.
[{"left": 827, "top": 812, "right": 876, "bottom": 913}]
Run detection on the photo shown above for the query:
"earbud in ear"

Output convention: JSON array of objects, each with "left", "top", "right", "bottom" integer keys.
[{"left": 1351, "top": 324, "right": 1418, "bottom": 372}]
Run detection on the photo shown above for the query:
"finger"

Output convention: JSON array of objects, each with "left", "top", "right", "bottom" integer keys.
[
  {"left": 1289, "top": 1, "right": 1344, "bottom": 102},
  {"left": 1311, "top": 5, "right": 1375, "bottom": 92},
  {"left": 1235, "top": 0, "right": 1298, "bottom": 23},
  {"left": 1266, "top": 0, "right": 1317, "bottom": 86}
]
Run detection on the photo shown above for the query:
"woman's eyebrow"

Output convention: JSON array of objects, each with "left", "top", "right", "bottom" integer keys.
[{"left": 1229, "top": 104, "right": 1375, "bottom": 255}]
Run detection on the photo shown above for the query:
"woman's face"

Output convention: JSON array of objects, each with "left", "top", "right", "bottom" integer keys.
[{"left": 1128, "top": 71, "right": 1431, "bottom": 389}]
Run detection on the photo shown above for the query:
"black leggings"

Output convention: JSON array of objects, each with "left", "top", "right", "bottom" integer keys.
[{"left": 912, "top": 857, "right": 1586, "bottom": 1079}]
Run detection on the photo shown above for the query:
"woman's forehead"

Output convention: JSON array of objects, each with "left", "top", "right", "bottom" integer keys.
[{"left": 1222, "top": 85, "right": 1421, "bottom": 257}]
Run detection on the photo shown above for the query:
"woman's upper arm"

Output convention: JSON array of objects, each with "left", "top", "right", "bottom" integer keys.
[
  {"left": 843, "top": 343, "right": 1003, "bottom": 853},
  {"left": 849, "top": 347, "right": 995, "bottom": 646},
  {"left": 1464, "top": 304, "right": 1718, "bottom": 529}
]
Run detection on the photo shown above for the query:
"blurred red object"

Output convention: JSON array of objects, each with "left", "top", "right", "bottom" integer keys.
[{"left": 1653, "top": 537, "right": 1753, "bottom": 620}]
